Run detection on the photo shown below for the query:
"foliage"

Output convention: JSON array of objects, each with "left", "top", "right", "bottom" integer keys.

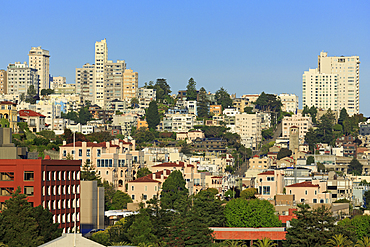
[
  {"left": 110, "top": 190, "right": 133, "bottom": 210},
  {"left": 339, "top": 108, "right": 349, "bottom": 126},
  {"left": 90, "top": 230, "right": 110, "bottom": 246},
  {"left": 40, "top": 89, "right": 54, "bottom": 96},
  {"left": 133, "top": 128, "right": 156, "bottom": 144},
  {"left": 224, "top": 188, "right": 240, "bottom": 199},
  {"left": 365, "top": 191, "right": 370, "bottom": 209},
  {"left": 146, "top": 101, "right": 160, "bottom": 130},
  {"left": 317, "top": 162, "right": 325, "bottom": 173},
  {"left": 186, "top": 77, "right": 197, "bottom": 100},
  {"left": 126, "top": 209, "right": 158, "bottom": 245},
  {"left": 102, "top": 180, "right": 116, "bottom": 211},
  {"left": 0, "top": 187, "right": 61, "bottom": 246},
  {"left": 81, "top": 162, "right": 101, "bottom": 182},
  {"left": 284, "top": 204, "right": 355, "bottom": 247},
  {"left": 277, "top": 148, "right": 292, "bottom": 160},
  {"left": 153, "top": 78, "right": 171, "bottom": 102},
  {"left": 302, "top": 105, "right": 317, "bottom": 124},
  {"left": 0, "top": 118, "right": 9, "bottom": 128},
  {"left": 260, "top": 141, "right": 274, "bottom": 155},
  {"left": 61, "top": 107, "right": 92, "bottom": 125},
  {"left": 326, "top": 234, "right": 353, "bottom": 247},
  {"left": 254, "top": 92, "right": 282, "bottom": 125},
  {"left": 198, "top": 87, "right": 210, "bottom": 118},
  {"left": 355, "top": 236, "right": 370, "bottom": 247},
  {"left": 315, "top": 110, "right": 336, "bottom": 144},
  {"left": 160, "top": 170, "right": 188, "bottom": 210},
  {"left": 38, "top": 130, "right": 56, "bottom": 140},
  {"left": 86, "top": 131, "right": 114, "bottom": 143},
  {"left": 192, "top": 189, "right": 225, "bottom": 227},
  {"left": 130, "top": 97, "right": 139, "bottom": 108},
  {"left": 305, "top": 128, "right": 317, "bottom": 152},
  {"left": 244, "top": 106, "right": 254, "bottom": 114},
  {"left": 240, "top": 188, "right": 257, "bottom": 199},
  {"left": 225, "top": 165, "right": 234, "bottom": 174},
  {"left": 348, "top": 158, "right": 363, "bottom": 176},
  {"left": 306, "top": 156, "right": 314, "bottom": 165},
  {"left": 224, "top": 199, "right": 281, "bottom": 227},
  {"left": 137, "top": 167, "right": 152, "bottom": 178},
  {"left": 338, "top": 215, "right": 370, "bottom": 240},
  {"left": 180, "top": 142, "right": 192, "bottom": 155},
  {"left": 262, "top": 127, "right": 274, "bottom": 140},
  {"left": 26, "top": 85, "right": 38, "bottom": 104},
  {"left": 253, "top": 238, "right": 277, "bottom": 247},
  {"left": 215, "top": 87, "right": 233, "bottom": 110}
]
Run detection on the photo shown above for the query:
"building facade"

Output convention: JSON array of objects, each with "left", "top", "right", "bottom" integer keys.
[
  {"left": 235, "top": 113, "right": 262, "bottom": 150},
  {"left": 104, "top": 60, "right": 126, "bottom": 108},
  {"left": 94, "top": 39, "right": 108, "bottom": 108},
  {"left": 7, "top": 62, "right": 39, "bottom": 96},
  {"left": 50, "top": 76, "right": 66, "bottom": 90},
  {"left": 0, "top": 70, "right": 7, "bottom": 95},
  {"left": 28, "top": 46, "right": 50, "bottom": 90},
  {"left": 122, "top": 69, "right": 138, "bottom": 102},
  {"left": 76, "top": 63, "right": 95, "bottom": 103},
  {"left": 279, "top": 93, "right": 298, "bottom": 113},
  {"left": 302, "top": 51, "right": 360, "bottom": 115},
  {"left": 282, "top": 113, "right": 313, "bottom": 143}
]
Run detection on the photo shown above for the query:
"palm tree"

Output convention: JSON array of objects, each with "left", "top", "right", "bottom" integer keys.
[
  {"left": 326, "top": 234, "right": 353, "bottom": 247},
  {"left": 355, "top": 237, "right": 370, "bottom": 247},
  {"left": 254, "top": 238, "right": 277, "bottom": 247}
]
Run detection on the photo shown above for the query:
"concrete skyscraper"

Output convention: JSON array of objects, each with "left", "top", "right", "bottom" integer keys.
[
  {"left": 28, "top": 46, "right": 50, "bottom": 90},
  {"left": 94, "top": 39, "right": 108, "bottom": 108},
  {"left": 302, "top": 51, "right": 360, "bottom": 115}
]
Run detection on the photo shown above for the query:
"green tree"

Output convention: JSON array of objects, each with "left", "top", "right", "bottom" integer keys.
[
  {"left": 137, "top": 167, "right": 152, "bottom": 178},
  {"left": 0, "top": 187, "right": 44, "bottom": 246},
  {"left": 20, "top": 93, "right": 25, "bottom": 102},
  {"left": 133, "top": 128, "right": 156, "bottom": 144},
  {"left": 102, "top": 180, "right": 116, "bottom": 211},
  {"left": 339, "top": 108, "right": 349, "bottom": 126},
  {"left": 86, "top": 131, "right": 114, "bottom": 143},
  {"left": 338, "top": 215, "right": 370, "bottom": 240},
  {"left": 305, "top": 128, "right": 317, "bottom": 152},
  {"left": 244, "top": 106, "right": 254, "bottom": 114},
  {"left": 306, "top": 156, "right": 315, "bottom": 165},
  {"left": 160, "top": 170, "right": 188, "bottom": 210},
  {"left": 348, "top": 157, "right": 363, "bottom": 176},
  {"left": 254, "top": 238, "right": 277, "bottom": 247},
  {"left": 26, "top": 85, "right": 37, "bottom": 104},
  {"left": 154, "top": 78, "right": 171, "bottom": 101},
  {"left": 317, "top": 162, "right": 325, "bottom": 173},
  {"left": 316, "top": 111, "right": 335, "bottom": 144},
  {"left": 284, "top": 204, "right": 355, "bottom": 247},
  {"left": 224, "top": 199, "right": 281, "bottom": 227},
  {"left": 197, "top": 87, "right": 210, "bottom": 118},
  {"left": 215, "top": 87, "right": 233, "bottom": 110},
  {"left": 78, "top": 106, "right": 92, "bottom": 125},
  {"left": 277, "top": 148, "right": 292, "bottom": 160},
  {"left": 38, "top": 130, "right": 56, "bottom": 140},
  {"left": 40, "top": 89, "right": 54, "bottom": 96},
  {"left": 240, "top": 188, "right": 257, "bottom": 199},
  {"left": 262, "top": 127, "right": 274, "bottom": 140},
  {"left": 355, "top": 236, "right": 370, "bottom": 247},
  {"left": 90, "top": 230, "right": 110, "bottom": 246},
  {"left": 81, "top": 162, "right": 101, "bottom": 182},
  {"left": 130, "top": 97, "right": 139, "bottom": 108},
  {"left": 146, "top": 101, "right": 160, "bottom": 130},
  {"left": 31, "top": 205, "right": 62, "bottom": 243},
  {"left": 326, "top": 234, "right": 353, "bottom": 247},
  {"left": 126, "top": 209, "right": 158, "bottom": 245},
  {"left": 186, "top": 77, "right": 197, "bottom": 101},
  {"left": 110, "top": 190, "right": 132, "bottom": 210},
  {"left": 192, "top": 189, "right": 225, "bottom": 227},
  {"left": 180, "top": 142, "right": 192, "bottom": 155}
]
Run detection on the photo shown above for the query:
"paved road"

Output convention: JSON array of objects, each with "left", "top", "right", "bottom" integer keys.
[{"left": 234, "top": 122, "right": 282, "bottom": 177}]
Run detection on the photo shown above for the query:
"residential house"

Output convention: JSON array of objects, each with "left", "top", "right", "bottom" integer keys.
[{"left": 19, "top": 110, "right": 46, "bottom": 132}]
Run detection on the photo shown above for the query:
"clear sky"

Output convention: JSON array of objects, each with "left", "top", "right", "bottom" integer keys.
[{"left": 1, "top": 1, "right": 369, "bottom": 114}]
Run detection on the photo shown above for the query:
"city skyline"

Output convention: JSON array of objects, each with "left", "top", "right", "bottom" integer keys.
[{"left": 0, "top": 1, "right": 369, "bottom": 113}]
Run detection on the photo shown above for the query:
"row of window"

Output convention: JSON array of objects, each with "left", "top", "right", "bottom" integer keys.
[
  {"left": 42, "top": 184, "right": 80, "bottom": 196},
  {"left": 44, "top": 198, "right": 79, "bottom": 210},
  {"left": 43, "top": 170, "right": 80, "bottom": 181},
  {"left": 52, "top": 212, "right": 80, "bottom": 224}
]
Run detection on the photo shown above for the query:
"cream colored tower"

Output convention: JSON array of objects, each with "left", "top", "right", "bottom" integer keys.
[
  {"left": 122, "top": 68, "right": 138, "bottom": 101},
  {"left": 94, "top": 39, "right": 108, "bottom": 108},
  {"left": 103, "top": 60, "right": 126, "bottom": 107},
  {"left": 318, "top": 51, "right": 360, "bottom": 115},
  {"left": 0, "top": 70, "right": 7, "bottom": 95},
  {"left": 28, "top": 47, "right": 50, "bottom": 90}
]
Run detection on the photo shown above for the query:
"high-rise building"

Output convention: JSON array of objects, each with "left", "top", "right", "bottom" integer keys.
[
  {"left": 0, "top": 70, "right": 7, "bottom": 95},
  {"left": 28, "top": 46, "right": 50, "bottom": 90},
  {"left": 50, "top": 76, "right": 66, "bottom": 89},
  {"left": 76, "top": 63, "right": 95, "bottom": 103},
  {"left": 104, "top": 60, "right": 126, "bottom": 108},
  {"left": 94, "top": 39, "right": 108, "bottom": 108},
  {"left": 122, "top": 68, "right": 138, "bottom": 101},
  {"left": 7, "top": 62, "right": 39, "bottom": 96},
  {"left": 302, "top": 51, "right": 360, "bottom": 115},
  {"left": 279, "top": 93, "right": 298, "bottom": 113}
]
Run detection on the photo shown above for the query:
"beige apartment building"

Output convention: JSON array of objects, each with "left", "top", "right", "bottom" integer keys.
[
  {"left": 302, "top": 51, "right": 360, "bottom": 115},
  {"left": 122, "top": 69, "right": 138, "bottom": 101},
  {"left": 256, "top": 170, "right": 284, "bottom": 201},
  {"left": 7, "top": 62, "right": 39, "bottom": 96},
  {"left": 245, "top": 155, "right": 272, "bottom": 177},
  {"left": 104, "top": 60, "right": 126, "bottom": 108},
  {"left": 279, "top": 93, "right": 298, "bottom": 113},
  {"left": 28, "top": 46, "right": 50, "bottom": 90},
  {"left": 232, "top": 98, "right": 254, "bottom": 113},
  {"left": 94, "top": 39, "right": 108, "bottom": 108},
  {"left": 282, "top": 113, "right": 313, "bottom": 143},
  {"left": 235, "top": 113, "right": 262, "bottom": 150},
  {"left": 76, "top": 63, "right": 95, "bottom": 103},
  {"left": 50, "top": 76, "right": 66, "bottom": 90},
  {"left": 286, "top": 181, "right": 332, "bottom": 204},
  {"left": 241, "top": 94, "right": 259, "bottom": 103},
  {"left": 0, "top": 70, "right": 7, "bottom": 94}
]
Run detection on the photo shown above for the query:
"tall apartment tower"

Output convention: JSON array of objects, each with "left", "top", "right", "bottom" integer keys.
[
  {"left": 103, "top": 60, "right": 126, "bottom": 108},
  {"left": 94, "top": 39, "right": 108, "bottom": 108},
  {"left": 76, "top": 63, "right": 95, "bottom": 103},
  {"left": 28, "top": 47, "right": 50, "bottom": 90},
  {"left": 7, "top": 62, "right": 39, "bottom": 96},
  {"left": 302, "top": 51, "right": 360, "bottom": 116},
  {"left": 0, "top": 70, "right": 7, "bottom": 94},
  {"left": 122, "top": 68, "right": 138, "bottom": 101}
]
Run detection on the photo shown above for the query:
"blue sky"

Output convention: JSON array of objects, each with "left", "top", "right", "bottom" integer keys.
[{"left": 1, "top": 1, "right": 369, "bottom": 114}]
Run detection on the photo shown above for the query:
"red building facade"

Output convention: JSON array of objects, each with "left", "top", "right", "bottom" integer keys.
[{"left": 0, "top": 159, "right": 81, "bottom": 233}]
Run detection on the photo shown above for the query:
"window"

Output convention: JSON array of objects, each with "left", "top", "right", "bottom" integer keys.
[
  {"left": 263, "top": 186, "right": 270, "bottom": 195},
  {"left": 86, "top": 149, "right": 91, "bottom": 157},
  {"left": 0, "top": 187, "right": 14, "bottom": 196},
  {"left": 63, "top": 150, "right": 66, "bottom": 156},
  {"left": 79, "top": 149, "right": 82, "bottom": 157},
  {"left": 131, "top": 186, "right": 134, "bottom": 191},
  {"left": 0, "top": 172, "right": 14, "bottom": 181},
  {"left": 313, "top": 199, "right": 317, "bottom": 203},
  {"left": 97, "top": 149, "right": 101, "bottom": 157},
  {"left": 143, "top": 194, "right": 147, "bottom": 200},
  {"left": 131, "top": 195, "right": 135, "bottom": 200},
  {"left": 305, "top": 190, "right": 308, "bottom": 195},
  {"left": 24, "top": 171, "right": 34, "bottom": 181}
]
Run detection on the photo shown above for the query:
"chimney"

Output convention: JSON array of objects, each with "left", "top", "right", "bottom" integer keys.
[
  {"left": 63, "top": 140, "right": 66, "bottom": 145},
  {"left": 152, "top": 173, "right": 156, "bottom": 180},
  {"left": 106, "top": 141, "right": 110, "bottom": 149}
]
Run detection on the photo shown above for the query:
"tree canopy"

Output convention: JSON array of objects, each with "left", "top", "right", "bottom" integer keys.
[
  {"left": 224, "top": 198, "right": 281, "bottom": 227},
  {"left": 197, "top": 87, "right": 210, "bottom": 118},
  {"left": 186, "top": 78, "right": 197, "bottom": 101},
  {"left": 160, "top": 170, "right": 188, "bottom": 210},
  {"left": 146, "top": 101, "right": 160, "bottom": 130},
  {"left": 348, "top": 158, "right": 363, "bottom": 176},
  {"left": 277, "top": 148, "right": 292, "bottom": 160},
  {"left": 215, "top": 87, "right": 233, "bottom": 110}
]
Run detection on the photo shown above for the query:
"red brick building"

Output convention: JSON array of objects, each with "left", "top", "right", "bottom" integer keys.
[{"left": 0, "top": 158, "right": 81, "bottom": 233}]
